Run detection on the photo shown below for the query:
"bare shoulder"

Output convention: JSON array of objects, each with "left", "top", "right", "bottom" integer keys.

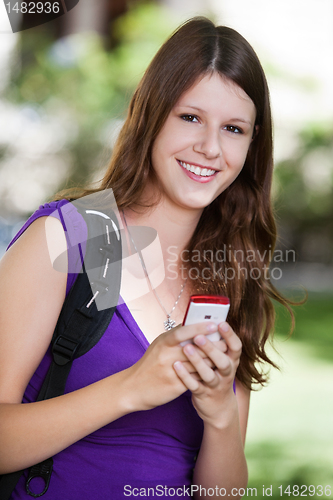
[
  {"left": 0, "top": 216, "right": 67, "bottom": 403},
  {"left": 235, "top": 379, "right": 251, "bottom": 445}
]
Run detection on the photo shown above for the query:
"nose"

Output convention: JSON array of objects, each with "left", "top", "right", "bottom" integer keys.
[{"left": 193, "top": 126, "right": 222, "bottom": 159}]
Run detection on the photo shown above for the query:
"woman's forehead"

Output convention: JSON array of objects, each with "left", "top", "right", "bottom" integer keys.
[{"left": 174, "top": 73, "right": 256, "bottom": 120}]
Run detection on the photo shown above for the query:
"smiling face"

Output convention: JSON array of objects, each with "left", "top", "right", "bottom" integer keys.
[{"left": 150, "top": 72, "right": 257, "bottom": 215}]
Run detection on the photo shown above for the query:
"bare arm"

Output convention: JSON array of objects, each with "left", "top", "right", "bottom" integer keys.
[
  {"left": 0, "top": 217, "right": 133, "bottom": 472},
  {"left": 0, "top": 219, "right": 217, "bottom": 473},
  {"left": 192, "top": 379, "right": 249, "bottom": 499},
  {"left": 173, "top": 324, "right": 250, "bottom": 500}
]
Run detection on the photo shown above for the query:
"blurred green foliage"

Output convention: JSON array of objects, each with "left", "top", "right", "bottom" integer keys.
[
  {"left": 3, "top": 2, "right": 333, "bottom": 266},
  {"left": 274, "top": 126, "right": 333, "bottom": 223},
  {"left": 274, "top": 292, "right": 333, "bottom": 362},
  {"left": 274, "top": 125, "right": 333, "bottom": 263},
  {"left": 4, "top": 2, "right": 176, "bottom": 189},
  {"left": 2, "top": 5, "right": 332, "bottom": 493},
  {"left": 247, "top": 439, "right": 333, "bottom": 499},
  {"left": 10, "top": 2, "right": 175, "bottom": 113},
  {"left": 246, "top": 294, "right": 333, "bottom": 497}
]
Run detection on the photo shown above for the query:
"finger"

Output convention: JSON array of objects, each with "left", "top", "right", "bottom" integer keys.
[
  {"left": 189, "top": 372, "right": 204, "bottom": 382},
  {"left": 214, "top": 339, "right": 228, "bottom": 354},
  {"left": 184, "top": 339, "right": 228, "bottom": 357},
  {"left": 183, "top": 339, "right": 227, "bottom": 366},
  {"left": 182, "top": 358, "right": 215, "bottom": 373},
  {"left": 173, "top": 361, "right": 201, "bottom": 392},
  {"left": 218, "top": 323, "right": 242, "bottom": 361},
  {"left": 165, "top": 322, "right": 218, "bottom": 347},
  {"left": 175, "top": 350, "right": 216, "bottom": 366},
  {"left": 192, "top": 335, "right": 234, "bottom": 376},
  {"left": 182, "top": 343, "right": 217, "bottom": 385},
  {"left": 153, "top": 335, "right": 215, "bottom": 367}
]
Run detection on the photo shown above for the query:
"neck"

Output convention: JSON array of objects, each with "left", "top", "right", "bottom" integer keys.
[{"left": 122, "top": 199, "right": 202, "bottom": 278}]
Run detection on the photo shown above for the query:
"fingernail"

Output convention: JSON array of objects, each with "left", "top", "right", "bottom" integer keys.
[
  {"left": 220, "top": 322, "right": 229, "bottom": 333},
  {"left": 185, "top": 344, "right": 195, "bottom": 355},
  {"left": 173, "top": 361, "right": 182, "bottom": 371},
  {"left": 206, "top": 323, "right": 218, "bottom": 333},
  {"left": 194, "top": 335, "right": 206, "bottom": 346}
]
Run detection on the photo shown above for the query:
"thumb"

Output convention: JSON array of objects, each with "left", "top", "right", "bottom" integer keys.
[{"left": 164, "top": 322, "right": 218, "bottom": 347}]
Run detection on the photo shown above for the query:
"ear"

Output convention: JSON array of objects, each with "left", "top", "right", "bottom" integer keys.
[{"left": 251, "top": 125, "right": 259, "bottom": 141}]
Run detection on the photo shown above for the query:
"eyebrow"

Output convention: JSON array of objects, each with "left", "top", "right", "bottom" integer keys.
[
  {"left": 228, "top": 118, "right": 253, "bottom": 126},
  {"left": 175, "top": 105, "right": 253, "bottom": 126}
]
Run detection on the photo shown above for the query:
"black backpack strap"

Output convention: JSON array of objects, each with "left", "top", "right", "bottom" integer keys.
[
  {"left": 0, "top": 203, "right": 122, "bottom": 499},
  {"left": 40, "top": 202, "right": 122, "bottom": 395},
  {"left": 0, "top": 470, "right": 26, "bottom": 500}
]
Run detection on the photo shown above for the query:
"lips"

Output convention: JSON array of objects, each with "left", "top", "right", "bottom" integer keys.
[{"left": 178, "top": 160, "right": 218, "bottom": 177}]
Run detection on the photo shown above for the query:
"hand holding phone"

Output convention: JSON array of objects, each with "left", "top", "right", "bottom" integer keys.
[{"left": 180, "top": 295, "right": 230, "bottom": 346}]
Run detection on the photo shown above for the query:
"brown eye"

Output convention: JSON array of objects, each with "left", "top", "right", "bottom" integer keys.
[
  {"left": 224, "top": 125, "right": 243, "bottom": 134},
  {"left": 181, "top": 114, "right": 199, "bottom": 123}
]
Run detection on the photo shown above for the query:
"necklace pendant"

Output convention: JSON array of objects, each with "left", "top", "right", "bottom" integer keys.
[{"left": 164, "top": 316, "right": 176, "bottom": 331}]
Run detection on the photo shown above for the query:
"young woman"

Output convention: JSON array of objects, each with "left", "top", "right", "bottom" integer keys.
[{"left": 0, "top": 17, "right": 294, "bottom": 499}]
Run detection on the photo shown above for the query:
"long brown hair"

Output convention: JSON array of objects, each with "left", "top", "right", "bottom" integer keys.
[{"left": 55, "top": 17, "right": 299, "bottom": 389}]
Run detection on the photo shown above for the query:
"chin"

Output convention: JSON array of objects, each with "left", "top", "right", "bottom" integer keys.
[{"left": 177, "top": 196, "right": 217, "bottom": 211}]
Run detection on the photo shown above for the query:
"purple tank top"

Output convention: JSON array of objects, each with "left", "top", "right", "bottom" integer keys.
[{"left": 7, "top": 201, "right": 204, "bottom": 499}]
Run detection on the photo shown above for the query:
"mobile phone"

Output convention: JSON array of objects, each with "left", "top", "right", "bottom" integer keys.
[{"left": 181, "top": 295, "right": 230, "bottom": 346}]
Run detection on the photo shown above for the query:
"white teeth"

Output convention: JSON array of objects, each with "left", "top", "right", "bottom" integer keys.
[{"left": 179, "top": 161, "right": 216, "bottom": 177}]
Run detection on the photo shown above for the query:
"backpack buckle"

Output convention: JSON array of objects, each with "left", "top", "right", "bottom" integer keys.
[
  {"left": 26, "top": 458, "right": 53, "bottom": 497},
  {"left": 52, "top": 335, "right": 80, "bottom": 365}
]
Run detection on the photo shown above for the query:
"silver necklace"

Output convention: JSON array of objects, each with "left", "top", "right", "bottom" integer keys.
[{"left": 122, "top": 210, "right": 187, "bottom": 331}]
